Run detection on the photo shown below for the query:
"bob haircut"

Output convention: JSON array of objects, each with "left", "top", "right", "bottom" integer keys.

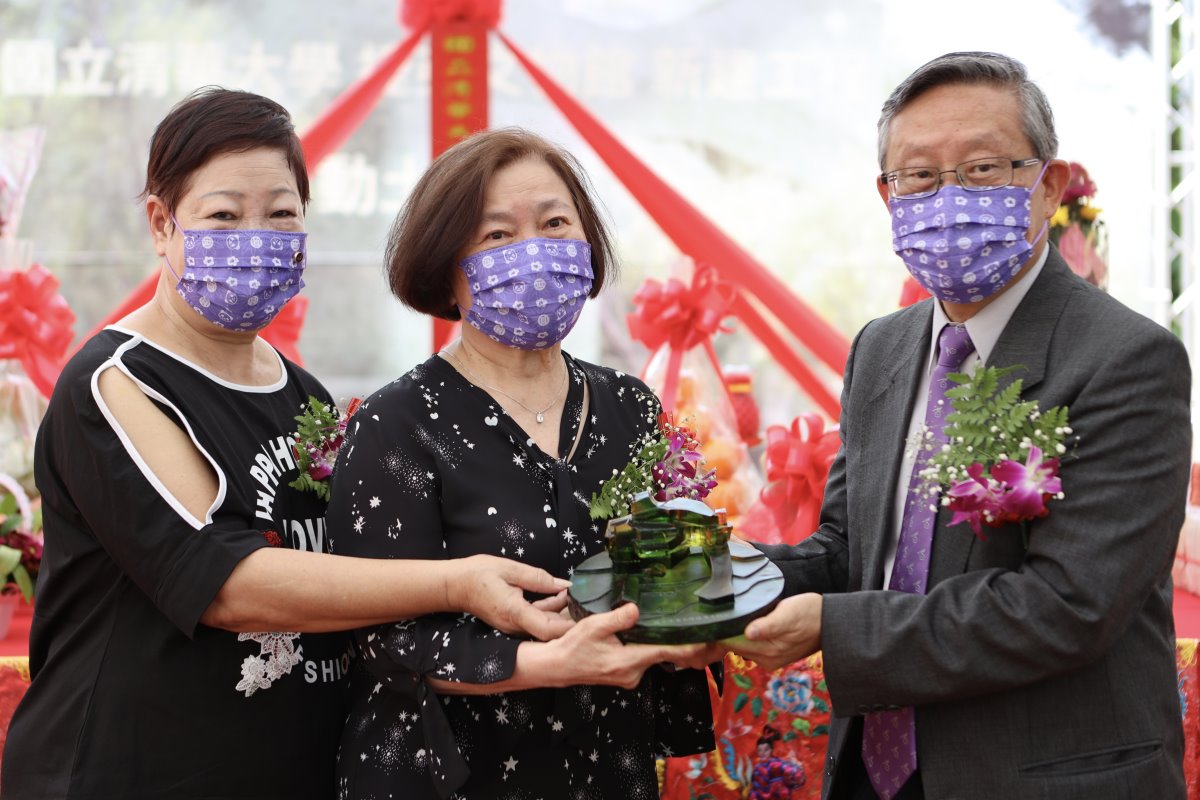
[
  {"left": 386, "top": 127, "right": 616, "bottom": 320},
  {"left": 141, "top": 86, "right": 310, "bottom": 215}
]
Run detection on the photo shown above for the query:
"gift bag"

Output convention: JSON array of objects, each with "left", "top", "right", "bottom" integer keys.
[{"left": 628, "top": 261, "right": 762, "bottom": 524}]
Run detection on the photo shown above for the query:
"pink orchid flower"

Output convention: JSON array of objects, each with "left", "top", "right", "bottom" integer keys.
[
  {"left": 990, "top": 445, "right": 1062, "bottom": 522},
  {"left": 946, "top": 462, "right": 1002, "bottom": 537}
]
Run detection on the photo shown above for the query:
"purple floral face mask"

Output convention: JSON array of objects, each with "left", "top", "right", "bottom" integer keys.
[
  {"left": 459, "top": 237, "right": 593, "bottom": 349},
  {"left": 890, "top": 161, "right": 1050, "bottom": 304},
  {"left": 165, "top": 216, "right": 306, "bottom": 331}
]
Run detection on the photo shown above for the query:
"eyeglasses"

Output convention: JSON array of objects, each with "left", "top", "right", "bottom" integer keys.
[{"left": 880, "top": 157, "right": 1042, "bottom": 199}]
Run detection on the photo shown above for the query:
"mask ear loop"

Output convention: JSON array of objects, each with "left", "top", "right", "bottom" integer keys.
[
  {"left": 162, "top": 212, "right": 184, "bottom": 283},
  {"left": 1028, "top": 159, "right": 1054, "bottom": 249}
]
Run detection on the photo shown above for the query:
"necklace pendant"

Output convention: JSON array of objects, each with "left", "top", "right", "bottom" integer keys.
[{"left": 536, "top": 412, "right": 545, "bottom": 424}]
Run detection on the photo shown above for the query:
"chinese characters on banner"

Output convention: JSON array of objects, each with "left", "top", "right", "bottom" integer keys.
[
  {"left": 429, "top": 25, "right": 489, "bottom": 158},
  {"left": 429, "top": 24, "right": 489, "bottom": 349}
]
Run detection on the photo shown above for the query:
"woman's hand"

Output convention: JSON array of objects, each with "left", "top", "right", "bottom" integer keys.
[
  {"left": 429, "top": 603, "right": 721, "bottom": 695},
  {"left": 532, "top": 604, "right": 719, "bottom": 689},
  {"left": 449, "top": 554, "right": 574, "bottom": 641}
]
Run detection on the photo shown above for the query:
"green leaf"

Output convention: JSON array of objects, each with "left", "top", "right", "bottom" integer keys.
[
  {"left": 816, "top": 679, "right": 827, "bottom": 692},
  {"left": 767, "top": 709, "right": 779, "bottom": 722},
  {"left": 782, "top": 731, "right": 797, "bottom": 741},
  {"left": 0, "top": 545, "right": 21, "bottom": 576},
  {"left": 791, "top": 717, "right": 811, "bottom": 735},
  {"left": 813, "top": 724, "right": 829, "bottom": 736},
  {"left": 0, "top": 494, "right": 15, "bottom": 516},
  {"left": 812, "top": 696, "right": 830, "bottom": 713},
  {"left": 750, "top": 696, "right": 763, "bottom": 718},
  {"left": 12, "top": 566, "right": 32, "bottom": 603},
  {"left": 732, "top": 673, "right": 753, "bottom": 690},
  {"left": 733, "top": 692, "right": 749, "bottom": 713}
]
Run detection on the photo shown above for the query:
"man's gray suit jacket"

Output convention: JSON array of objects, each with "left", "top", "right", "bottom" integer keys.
[{"left": 760, "top": 248, "right": 1191, "bottom": 799}]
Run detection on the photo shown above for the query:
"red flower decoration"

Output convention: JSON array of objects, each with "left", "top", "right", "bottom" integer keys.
[{"left": 261, "top": 530, "right": 284, "bottom": 548}]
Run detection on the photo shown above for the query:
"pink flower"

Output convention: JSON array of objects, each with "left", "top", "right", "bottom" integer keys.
[
  {"left": 1061, "top": 162, "right": 1097, "bottom": 205},
  {"left": 652, "top": 422, "right": 716, "bottom": 502},
  {"left": 946, "top": 463, "right": 1002, "bottom": 537},
  {"left": 304, "top": 434, "right": 343, "bottom": 481},
  {"left": 990, "top": 446, "right": 1062, "bottom": 522}
]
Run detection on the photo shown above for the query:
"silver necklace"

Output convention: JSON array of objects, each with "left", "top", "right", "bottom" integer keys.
[{"left": 443, "top": 349, "right": 569, "bottom": 424}]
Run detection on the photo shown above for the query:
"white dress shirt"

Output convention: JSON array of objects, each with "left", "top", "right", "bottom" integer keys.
[{"left": 882, "top": 245, "right": 1050, "bottom": 588}]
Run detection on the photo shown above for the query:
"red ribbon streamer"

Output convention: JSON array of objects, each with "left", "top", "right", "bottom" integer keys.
[
  {"left": 498, "top": 31, "right": 850, "bottom": 393},
  {"left": 759, "top": 414, "right": 839, "bottom": 533},
  {"left": 0, "top": 264, "right": 76, "bottom": 399},
  {"left": 627, "top": 265, "right": 735, "bottom": 413}
]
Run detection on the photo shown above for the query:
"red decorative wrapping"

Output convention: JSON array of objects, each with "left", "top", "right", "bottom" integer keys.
[
  {"left": 723, "top": 365, "right": 761, "bottom": 448},
  {"left": 0, "top": 264, "right": 75, "bottom": 399},
  {"left": 401, "top": 0, "right": 501, "bottom": 27},
  {"left": 661, "top": 654, "right": 829, "bottom": 800},
  {"left": 498, "top": 31, "right": 849, "bottom": 416},
  {"left": 627, "top": 265, "right": 735, "bottom": 414}
]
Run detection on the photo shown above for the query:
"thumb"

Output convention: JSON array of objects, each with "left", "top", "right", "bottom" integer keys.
[
  {"left": 745, "top": 610, "right": 779, "bottom": 641},
  {"left": 507, "top": 563, "right": 571, "bottom": 595},
  {"left": 586, "top": 603, "right": 640, "bottom": 637}
]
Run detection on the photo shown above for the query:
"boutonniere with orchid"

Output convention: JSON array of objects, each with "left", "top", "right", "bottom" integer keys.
[
  {"left": 590, "top": 413, "right": 718, "bottom": 520},
  {"left": 287, "top": 396, "right": 361, "bottom": 502},
  {"left": 916, "top": 365, "right": 1076, "bottom": 543}
]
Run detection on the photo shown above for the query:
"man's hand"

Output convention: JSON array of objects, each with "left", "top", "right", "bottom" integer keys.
[
  {"left": 723, "top": 593, "right": 823, "bottom": 671},
  {"left": 452, "top": 555, "right": 574, "bottom": 640}
]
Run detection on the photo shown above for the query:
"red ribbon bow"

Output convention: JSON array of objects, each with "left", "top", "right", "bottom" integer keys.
[
  {"left": 626, "top": 264, "right": 734, "bottom": 353},
  {"left": 626, "top": 265, "right": 736, "bottom": 413},
  {"left": 760, "top": 414, "right": 840, "bottom": 531},
  {"left": 0, "top": 263, "right": 76, "bottom": 399},
  {"left": 400, "top": 0, "right": 501, "bottom": 27}
]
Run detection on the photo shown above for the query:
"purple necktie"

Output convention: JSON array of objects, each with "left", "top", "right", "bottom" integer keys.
[{"left": 862, "top": 323, "right": 974, "bottom": 800}]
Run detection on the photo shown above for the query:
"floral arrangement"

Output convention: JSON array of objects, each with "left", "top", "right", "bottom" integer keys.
[
  {"left": 1049, "top": 161, "right": 1107, "bottom": 288},
  {"left": 589, "top": 413, "right": 718, "bottom": 520},
  {"left": 287, "top": 395, "right": 361, "bottom": 502},
  {"left": 0, "top": 474, "right": 41, "bottom": 602},
  {"left": 916, "top": 365, "right": 1074, "bottom": 540}
]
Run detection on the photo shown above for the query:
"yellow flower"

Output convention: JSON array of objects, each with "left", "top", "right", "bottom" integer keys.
[
  {"left": 1079, "top": 204, "right": 1101, "bottom": 221},
  {"left": 1051, "top": 205, "right": 1069, "bottom": 227}
]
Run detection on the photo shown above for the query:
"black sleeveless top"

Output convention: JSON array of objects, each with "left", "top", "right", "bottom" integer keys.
[{"left": 2, "top": 327, "right": 352, "bottom": 799}]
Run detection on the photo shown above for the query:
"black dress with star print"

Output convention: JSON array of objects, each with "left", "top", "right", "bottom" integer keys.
[{"left": 327, "top": 353, "right": 714, "bottom": 800}]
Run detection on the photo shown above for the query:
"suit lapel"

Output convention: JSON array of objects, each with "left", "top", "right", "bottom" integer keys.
[
  {"left": 858, "top": 303, "right": 932, "bottom": 588},
  {"left": 928, "top": 248, "right": 1079, "bottom": 585}
]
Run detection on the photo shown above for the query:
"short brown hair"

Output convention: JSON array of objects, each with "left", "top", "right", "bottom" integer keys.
[
  {"left": 386, "top": 127, "right": 616, "bottom": 320},
  {"left": 141, "top": 87, "right": 310, "bottom": 215}
]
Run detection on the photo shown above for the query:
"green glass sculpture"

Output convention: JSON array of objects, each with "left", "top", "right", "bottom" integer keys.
[{"left": 568, "top": 491, "right": 784, "bottom": 643}]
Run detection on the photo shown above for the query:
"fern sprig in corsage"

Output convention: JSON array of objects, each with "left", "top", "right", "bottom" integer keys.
[{"left": 916, "top": 365, "right": 1075, "bottom": 539}]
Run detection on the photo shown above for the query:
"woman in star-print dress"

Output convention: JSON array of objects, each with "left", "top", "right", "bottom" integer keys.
[{"left": 328, "top": 129, "right": 715, "bottom": 800}]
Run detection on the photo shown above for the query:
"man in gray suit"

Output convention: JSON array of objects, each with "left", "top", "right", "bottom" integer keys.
[{"left": 728, "top": 52, "right": 1191, "bottom": 799}]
